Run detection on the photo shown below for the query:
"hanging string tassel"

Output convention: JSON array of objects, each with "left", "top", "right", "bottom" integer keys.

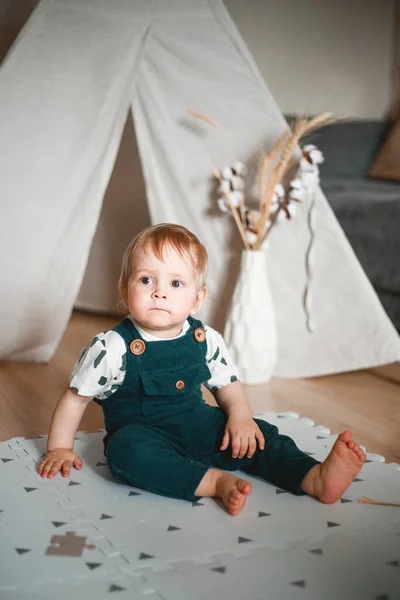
[{"left": 303, "top": 187, "right": 316, "bottom": 333}]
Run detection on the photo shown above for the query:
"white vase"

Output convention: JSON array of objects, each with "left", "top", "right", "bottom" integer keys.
[{"left": 224, "top": 250, "right": 277, "bottom": 385}]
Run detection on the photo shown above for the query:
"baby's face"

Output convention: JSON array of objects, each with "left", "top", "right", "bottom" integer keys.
[{"left": 126, "top": 244, "right": 204, "bottom": 338}]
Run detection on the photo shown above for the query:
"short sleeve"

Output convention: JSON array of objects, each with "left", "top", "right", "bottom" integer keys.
[
  {"left": 70, "top": 330, "right": 127, "bottom": 400},
  {"left": 203, "top": 325, "right": 239, "bottom": 393}
]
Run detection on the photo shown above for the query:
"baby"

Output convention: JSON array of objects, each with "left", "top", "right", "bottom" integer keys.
[{"left": 38, "top": 223, "right": 366, "bottom": 515}]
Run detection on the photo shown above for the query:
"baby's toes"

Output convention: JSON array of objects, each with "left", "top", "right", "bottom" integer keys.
[
  {"left": 352, "top": 446, "right": 366, "bottom": 463},
  {"left": 231, "top": 489, "right": 243, "bottom": 502},
  {"left": 237, "top": 480, "right": 252, "bottom": 495},
  {"left": 229, "top": 494, "right": 241, "bottom": 507},
  {"left": 347, "top": 440, "right": 355, "bottom": 450}
]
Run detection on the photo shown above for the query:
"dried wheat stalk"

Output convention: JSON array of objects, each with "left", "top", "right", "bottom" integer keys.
[
  {"left": 212, "top": 166, "right": 251, "bottom": 250},
  {"left": 359, "top": 496, "right": 400, "bottom": 507},
  {"left": 253, "top": 113, "right": 334, "bottom": 249},
  {"left": 189, "top": 109, "right": 335, "bottom": 251},
  {"left": 188, "top": 110, "right": 222, "bottom": 129},
  {"left": 189, "top": 110, "right": 250, "bottom": 237},
  {"left": 256, "top": 130, "right": 291, "bottom": 243},
  {"left": 258, "top": 130, "right": 290, "bottom": 212}
]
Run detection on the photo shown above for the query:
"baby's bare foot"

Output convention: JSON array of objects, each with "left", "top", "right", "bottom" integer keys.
[
  {"left": 215, "top": 473, "right": 252, "bottom": 515},
  {"left": 303, "top": 431, "right": 366, "bottom": 504}
]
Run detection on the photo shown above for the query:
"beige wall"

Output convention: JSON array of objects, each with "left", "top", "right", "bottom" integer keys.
[
  {"left": 225, "top": 0, "right": 395, "bottom": 119},
  {"left": 395, "top": 0, "right": 400, "bottom": 68},
  {"left": 0, "top": 1, "right": 38, "bottom": 63}
]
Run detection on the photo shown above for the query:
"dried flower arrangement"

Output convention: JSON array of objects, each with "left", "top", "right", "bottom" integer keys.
[{"left": 188, "top": 111, "right": 335, "bottom": 251}]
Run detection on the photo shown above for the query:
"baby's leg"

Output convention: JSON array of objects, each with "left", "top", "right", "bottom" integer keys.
[
  {"left": 106, "top": 424, "right": 209, "bottom": 502},
  {"left": 107, "top": 423, "right": 252, "bottom": 514},
  {"left": 300, "top": 431, "right": 366, "bottom": 503},
  {"left": 240, "top": 419, "right": 320, "bottom": 495},
  {"left": 195, "top": 469, "right": 252, "bottom": 516},
  {"left": 241, "top": 420, "right": 365, "bottom": 503}
]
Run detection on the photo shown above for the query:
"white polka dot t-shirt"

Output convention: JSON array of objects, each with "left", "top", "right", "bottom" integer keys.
[{"left": 70, "top": 317, "right": 239, "bottom": 400}]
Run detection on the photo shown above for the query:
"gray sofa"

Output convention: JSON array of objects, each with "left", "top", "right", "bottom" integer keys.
[{"left": 304, "top": 119, "right": 400, "bottom": 331}]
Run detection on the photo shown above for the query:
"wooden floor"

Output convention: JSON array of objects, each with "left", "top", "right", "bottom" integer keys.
[{"left": 0, "top": 311, "right": 399, "bottom": 463}]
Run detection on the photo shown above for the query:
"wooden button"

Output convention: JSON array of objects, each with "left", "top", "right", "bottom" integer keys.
[
  {"left": 130, "top": 339, "right": 145, "bottom": 355},
  {"left": 175, "top": 380, "right": 185, "bottom": 390},
  {"left": 194, "top": 327, "right": 206, "bottom": 343}
]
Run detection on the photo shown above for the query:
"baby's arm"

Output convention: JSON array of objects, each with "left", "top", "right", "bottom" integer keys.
[
  {"left": 215, "top": 381, "right": 265, "bottom": 459},
  {"left": 214, "top": 380, "right": 253, "bottom": 420},
  {"left": 38, "top": 387, "right": 93, "bottom": 479},
  {"left": 203, "top": 325, "right": 265, "bottom": 459}
]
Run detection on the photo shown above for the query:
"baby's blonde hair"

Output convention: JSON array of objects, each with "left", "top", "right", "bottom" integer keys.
[{"left": 119, "top": 223, "right": 208, "bottom": 306}]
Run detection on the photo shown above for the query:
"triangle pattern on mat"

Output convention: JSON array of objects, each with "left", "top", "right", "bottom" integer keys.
[
  {"left": 86, "top": 562, "right": 102, "bottom": 570},
  {"left": 211, "top": 566, "right": 226, "bottom": 574},
  {"left": 291, "top": 580, "right": 306, "bottom": 588},
  {"left": 109, "top": 584, "right": 126, "bottom": 592},
  {"left": 386, "top": 560, "right": 399, "bottom": 567}
]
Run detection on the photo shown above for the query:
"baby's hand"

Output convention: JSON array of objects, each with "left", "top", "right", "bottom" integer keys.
[
  {"left": 38, "top": 448, "right": 83, "bottom": 479},
  {"left": 220, "top": 417, "right": 265, "bottom": 459}
]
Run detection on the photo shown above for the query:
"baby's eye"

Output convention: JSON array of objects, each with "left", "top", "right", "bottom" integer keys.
[
  {"left": 171, "top": 280, "right": 184, "bottom": 288},
  {"left": 140, "top": 276, "right": 154, "bottom": 285}
]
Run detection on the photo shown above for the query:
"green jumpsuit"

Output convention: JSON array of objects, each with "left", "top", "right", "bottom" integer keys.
[{"left": 99, "top": 316, "right": 319, "bottom": 501}]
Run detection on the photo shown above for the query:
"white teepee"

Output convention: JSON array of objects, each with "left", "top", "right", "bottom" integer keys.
[{"left": 0, "top": 0, "right": 399, "bottom": 377}]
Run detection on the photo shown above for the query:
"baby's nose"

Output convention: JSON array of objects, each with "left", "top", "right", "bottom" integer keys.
[{"left": 153, "top": 290, "right": 167, "bottom": 299}]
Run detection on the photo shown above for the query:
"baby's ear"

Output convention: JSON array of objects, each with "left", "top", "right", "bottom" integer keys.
[
  {"left": 118, "top": 280, "right": 128, "bottom": 308},
  {"left": 190, "top": 287, "right": 207, "bottom": 315}
]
